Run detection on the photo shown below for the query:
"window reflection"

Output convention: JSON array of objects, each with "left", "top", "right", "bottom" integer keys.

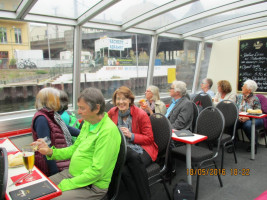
[{"left": 0, "top": 21, "right": 74, "bottom": 113}]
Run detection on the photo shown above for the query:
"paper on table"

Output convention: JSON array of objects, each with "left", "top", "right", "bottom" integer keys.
[
  {"left": 11, "top": 170, "right": 42, "bottom": 186},
  {"left": 0, "top": 139, "right": 18, "bottom": 152}
]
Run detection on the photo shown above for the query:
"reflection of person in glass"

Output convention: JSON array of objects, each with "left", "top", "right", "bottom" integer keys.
[
  {"left": 32, "top": 88, "right": 121, "bottom": 200},
  {"left": 108, "top": 86, "right": 158, "bottom": 200}
]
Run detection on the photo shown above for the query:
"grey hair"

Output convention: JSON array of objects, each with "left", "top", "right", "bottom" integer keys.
[
  {"left": 205, "top": 78, "right": 213, "bottom": 89},
  {"left": 147, "top": 85, "right": 160, "bottom": 101},
  {"left": 78, "top": 87, "right": 105, "bottom": 115},
  {"left": 172, "top": 80, "right": 187, "bottom": 96},
  {"left": 244, "top": 79, "right": 258, "bottom": 93}
]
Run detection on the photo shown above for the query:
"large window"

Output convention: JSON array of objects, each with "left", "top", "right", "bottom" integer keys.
[
  {"left": 80, "top": 28, "right": 152, "bottom": 99},
  {"left": 0, "top": 27, "right": 7, "bottom": 43},
  {"left": 0, "top": 23, "right": 74, "bottom": 114},
  {"left": 14, "top": 28, "right": 22, "bottom": 44}
]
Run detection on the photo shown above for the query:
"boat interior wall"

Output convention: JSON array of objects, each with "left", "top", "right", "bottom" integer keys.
[{"left": 207, "top": 30, "right": 267, "bottom": 94}]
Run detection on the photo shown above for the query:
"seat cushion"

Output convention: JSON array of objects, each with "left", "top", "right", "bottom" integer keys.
[
  {"left": 146, "top": 163, "right": 161, "bottom": 185},
  {"left": 220, "top": 133, "right": 232, "bottom": 144},
  {"left": 172, "top": 145, "right": 213, "bottom": 163}
]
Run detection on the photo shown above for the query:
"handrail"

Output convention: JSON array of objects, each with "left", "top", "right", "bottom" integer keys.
[{"left": 0, "top": 128, "right": 32, "bottom": 138}]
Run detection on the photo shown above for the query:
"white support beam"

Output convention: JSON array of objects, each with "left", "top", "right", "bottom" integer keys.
[
  {"left": 192, "top": 41, "right": 204, "bottom": 94},
  {"left": 147, "top": 35, "right": 158, "bottom": 88},
  {"left": 158, "top": 32, "right": 204, "bottom": 42},
  {"left": 73, "top": 26, "right": 82, "bottom": 110},
  {"left": 183, "top": 11, "right": 267, "bottom": 38},
  {"left": 83, "top": 22, "right": 121, "bottom": 31},
  {"left": 16, "top": 0, "right": 37, "bottom": 20},
  {"left": 77, "top": 0, "right": 120, "bottom": 26},
  {"left": 211, "top": 26, "right": 267, "bottom": 41},
  {"left": 156, "top": 0, "right": 264, "bottom": 34},
  {"left": 24, "top": 14, "right": 76, "bottom": 26},
  {"left": 0, "top": 11, "right": 17, "bottom": 19},
  {"left": 126, "top": 27, "right": 155, "bottom": 35},
  {"left": 204, "top": 21, "right": 267, "bottom": 41},
  {"left": 121, "top": 0, "right": 196, "bottom": 31}
]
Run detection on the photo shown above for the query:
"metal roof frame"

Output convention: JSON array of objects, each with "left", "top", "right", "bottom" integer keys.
[{"left": 0, "top": 0, "right": 266, "bottom": 42}]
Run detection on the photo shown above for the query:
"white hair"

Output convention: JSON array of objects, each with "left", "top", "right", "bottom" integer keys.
[
  {"left": 172, "top": 80, "right": 187, "bottom": 96},
  {"left": 147, "top": 85, "right": 160, "bottom": 101},
  {"left": 244, "top": 79, "right": 258, "bottom": 93}
]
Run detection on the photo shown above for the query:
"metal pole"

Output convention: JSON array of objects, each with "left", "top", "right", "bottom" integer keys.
[
  {"left": 135, "top": 34, "right": 138, "bottom": 77},
  {"left": 73, "top": 26, "right": 82, "bottom": 110},
  {"left": 47, "top": 24, "right": 51, "bottom": 60},
  {"left": 147, "top": 35, "right": 158, "bottom": 88},
  {"left": 192, "top": 41, "right": 204, "bottom": 94}
]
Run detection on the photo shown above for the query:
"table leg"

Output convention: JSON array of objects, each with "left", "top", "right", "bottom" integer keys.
[
  {"left": 251, "top": 118, "right": 255, "bottom": 160},
  {"left": 186, "top": 143, "right": 192, "bottom": 185}
]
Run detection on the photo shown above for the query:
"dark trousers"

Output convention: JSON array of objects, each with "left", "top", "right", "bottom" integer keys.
[{"left": 119, "top": 147, "right": 152, "bottom": 200}]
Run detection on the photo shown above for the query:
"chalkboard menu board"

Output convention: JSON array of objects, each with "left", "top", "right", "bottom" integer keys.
[{"left": 238, "top": 37, "right": 267, "bottom": 93}]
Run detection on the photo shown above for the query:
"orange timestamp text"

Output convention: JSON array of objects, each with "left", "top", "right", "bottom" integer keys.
[{"left": 186, "top": 168, "right": 250, "bottom": 176}]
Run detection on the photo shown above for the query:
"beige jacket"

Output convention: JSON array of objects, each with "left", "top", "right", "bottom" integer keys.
[
  {"left": 155, "top": 100, "right": 167, "bottom": 115},
  {"left": 214, "top": 92, "right": 237, "bottom": 106}
]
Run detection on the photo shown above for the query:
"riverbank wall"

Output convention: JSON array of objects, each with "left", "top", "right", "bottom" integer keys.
[{"left": 0, "top": 76, "right": 167, "bottom": 101}]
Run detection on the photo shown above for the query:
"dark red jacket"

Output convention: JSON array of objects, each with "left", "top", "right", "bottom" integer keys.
[
  {"left": 31, "top": 109, "right": 70, "bottom": 176},
  {"left": 108, "top": 105, "right": 158, "bottom": 161}
]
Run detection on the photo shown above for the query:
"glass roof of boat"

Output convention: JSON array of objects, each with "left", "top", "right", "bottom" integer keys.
[{"left": 1, "top": 0, "right": 267, "bottom": 42}]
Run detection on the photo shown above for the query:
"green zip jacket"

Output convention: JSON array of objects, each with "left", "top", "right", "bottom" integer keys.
[{"left": 47, "top": 113, "right": 121, "bottom": 192}]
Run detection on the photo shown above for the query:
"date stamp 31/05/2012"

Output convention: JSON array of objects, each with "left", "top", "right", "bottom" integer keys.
[{"left": 186, "top": 168, "right": 250, "bottom": 176}]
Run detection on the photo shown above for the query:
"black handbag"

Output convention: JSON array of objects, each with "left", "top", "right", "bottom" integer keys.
[{"left": 173, "top": 179, "right": 195, "bottom": 200}]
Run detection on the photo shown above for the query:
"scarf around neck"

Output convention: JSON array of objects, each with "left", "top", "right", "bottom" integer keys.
[
  {"left": 54, "top": 112, "right": 73, "bottom": 146},
  {"left": 118, "top": 108, "right": 132, "bottom": 132}
]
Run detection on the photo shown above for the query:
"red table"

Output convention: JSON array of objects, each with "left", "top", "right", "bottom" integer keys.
[
  {"left": 239, "top": 112, "right": 267, "bottom": 160},
  {"left": 172, "top": 131, "right": 207, "bottom": 185},
  {"left": 0, "top": 138, "right": 62, "bottom": 200}
]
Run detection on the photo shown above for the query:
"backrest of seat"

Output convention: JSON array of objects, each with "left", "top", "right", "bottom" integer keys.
[
  {"left": 191, "top": 102, "right": 199, "bottom": 133},
  {"left": 195, "top": 106, "right": 225, "bottom": 145},
  {"left": 256, "top": 94, "right": 267, "bottom": 114},
  {"left": 105, "top": 100, "right": 114, "bottom": 112},
  {"left": 193, "top": 93, "right": 213, "bottom": 110},
  {"left": 149, "top": 113, "right": 172, "bottom": 158},
  {"left": 216, "top": 100, "right": 238, "bottom": 136},
  {"left": 107, "top": 130, "right": 127, "bottom": 200},
  {"left": 0, "top": 147, "right": 8, "bottom": 200}
]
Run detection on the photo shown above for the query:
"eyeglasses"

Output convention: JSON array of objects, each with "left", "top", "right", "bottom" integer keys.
[
  {"left": 170, "top": 87, "right": 174, "bottom": 90},
  {"left": 145, "top": 90, "right": 152, "bottom": 93},
  {"left": 116, "top": 97, "right": 128, "bottom": 102}
]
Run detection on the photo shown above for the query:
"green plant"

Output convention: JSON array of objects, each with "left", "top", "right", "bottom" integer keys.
[
  {"left": 36, "top": 70, "right": 48, "bottom": 74},
  {"left": 9, "top": 58, "right": 17, "bottom": 66}
]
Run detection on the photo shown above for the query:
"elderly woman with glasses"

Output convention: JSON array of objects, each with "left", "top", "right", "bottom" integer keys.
[
  {"left": 140, "top": 85, "right": 166, "bottom": 116},
  {"left": 236, "top": 79, "right": 263, "bottom": 151},
  {"left": 108, "top": 86, "right": 158, "bottom": 200}
]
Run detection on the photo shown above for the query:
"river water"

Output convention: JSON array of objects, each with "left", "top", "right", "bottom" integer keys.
[{"left": 0, "top": 86, "right": 149, "bottom": 113}]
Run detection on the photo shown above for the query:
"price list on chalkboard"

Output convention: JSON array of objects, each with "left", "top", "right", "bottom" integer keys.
[{"left": 238, "top": 37, "right": 267, "bottom": 93}]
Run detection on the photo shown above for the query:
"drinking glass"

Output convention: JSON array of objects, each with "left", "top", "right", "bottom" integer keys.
[{"left": 22, "top": 145, "right": 35, "bottom": 181}]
